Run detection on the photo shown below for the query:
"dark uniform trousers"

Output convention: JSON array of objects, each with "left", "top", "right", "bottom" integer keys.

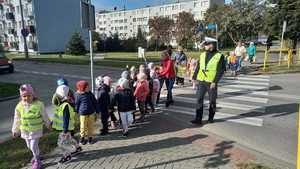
[{"left": 195, "top": 81, "right": 217, "bottom": 122}]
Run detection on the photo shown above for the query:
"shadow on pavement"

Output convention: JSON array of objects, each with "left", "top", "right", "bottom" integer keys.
[
  {"left": 204, "top": 141, "right": 233, "bottom": 168},
  {"left": 93, "top": 112, "right": 199, "bottom": 141}
]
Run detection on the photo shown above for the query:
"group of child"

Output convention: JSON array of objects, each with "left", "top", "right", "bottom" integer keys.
[{"left": 11, "top": 62, "right": 162, "bottom": 168}]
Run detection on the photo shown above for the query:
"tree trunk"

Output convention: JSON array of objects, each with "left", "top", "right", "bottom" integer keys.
[{"left": 293, "top": 37, "right": 298, "bottom": 50}]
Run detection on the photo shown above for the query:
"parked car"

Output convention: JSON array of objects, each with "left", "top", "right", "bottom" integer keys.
[{"left": 0, "top": 52, "right": 14, "bottom": 73}]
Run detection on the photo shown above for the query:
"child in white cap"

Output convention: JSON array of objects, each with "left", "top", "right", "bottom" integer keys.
[{"left": 52, "top": 85, "right": 82, "bottom": 163}]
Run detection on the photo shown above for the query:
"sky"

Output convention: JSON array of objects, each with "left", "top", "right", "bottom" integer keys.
[{"left": 92, "top": 0, "right": 232, "bottom": 11}]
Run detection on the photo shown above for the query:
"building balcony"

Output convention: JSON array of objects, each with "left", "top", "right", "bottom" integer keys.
[
  {"left": 8, "top": 28, "right": 16, "bottom": 35},
  {"left": 28, "top": 25, "right": 35, "bottom": 34},
  {"left": 28, "top": 41, "right": 37, "bottom": 50},
  {"left": 6, "top": 12, "right": 15, "bottom": 20}
]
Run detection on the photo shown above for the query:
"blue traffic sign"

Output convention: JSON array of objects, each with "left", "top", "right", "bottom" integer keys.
[
  {"left": 206, "top": 23, "right": 217, "bottom": 30},
  {"left": 21, "top": 28, "right": 29, "bottom": 37}
]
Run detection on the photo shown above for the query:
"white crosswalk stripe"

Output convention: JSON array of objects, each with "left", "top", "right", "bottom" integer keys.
[
  {"left": 161, "top": 105, "right": 264, "bottom": 127},
  {"left": 162, "top": 74, "right": 271, "bottom": 127},
  {"left": 223, "top": 76, "right": 270, "bottom": 82}
]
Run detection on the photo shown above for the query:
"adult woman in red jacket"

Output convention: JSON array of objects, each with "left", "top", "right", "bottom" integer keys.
[{"left": 160, "top": 51, "right": 176, "bottom": 107}]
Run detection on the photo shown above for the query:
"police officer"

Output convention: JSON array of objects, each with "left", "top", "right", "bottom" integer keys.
[{"left": 191, "top": 37, "right": 226, "bottom": 125}]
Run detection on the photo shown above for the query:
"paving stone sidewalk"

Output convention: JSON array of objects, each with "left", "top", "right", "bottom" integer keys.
[{"left": 21, "top": 110, "right": 261, "bottom": 169}]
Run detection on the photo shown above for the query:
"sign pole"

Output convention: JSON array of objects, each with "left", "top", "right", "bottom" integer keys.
[
  {"left": 88, "top": 0, "right": 94, "bottom": 93},
  {"left": 19, "top": 0, "right": 29, "bottom": 59},
  {"left": 216, "top": 24, "right": 219, "bottom": 50},
  {"left": 279, "top": 20, "right": 286, "bottom": 66}
]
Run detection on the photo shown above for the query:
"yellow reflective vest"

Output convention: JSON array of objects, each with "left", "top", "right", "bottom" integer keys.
[
  {"left": 197, "top": 52, "right": 222, "bottom": 83},
  {"left": 177, "top": 64, "right": 186, "bottom": 78},
  {"left": 52, "top": 102, "right": 75, "bottom": 131},
  {"left": 16, "top": 101, "right": 44, "bottom": 132}
]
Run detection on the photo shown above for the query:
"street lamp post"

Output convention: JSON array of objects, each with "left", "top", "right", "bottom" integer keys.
[
  {"left": 19, "top": 0, "right": 29, "bottom": 59},
  {"left": 88, "top": 0, "right": 94, "bottom": 93}
]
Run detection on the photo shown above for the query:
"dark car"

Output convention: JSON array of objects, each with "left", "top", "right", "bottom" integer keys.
[{"left": 0, "top": 52, "right": 14, "bottom": 73}]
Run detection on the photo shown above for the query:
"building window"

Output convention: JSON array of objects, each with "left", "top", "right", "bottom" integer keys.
[
  {"left": 124, "top": 19, "right": 127, "bottom": 23},
  {"left": 133, "top": 18, "right": 136, "bottom": 22},
  {"left": 194, "top": 2, "right": 199, "bottom": 7},
  {"left": 124, "top": 26, "right": 127, "bottom": 30},
  {"left": 201, "top": 1, "right": 208, "bottom": 7},
  {"left": 160, "top": 7, "right": 164, "bottom": 12}
]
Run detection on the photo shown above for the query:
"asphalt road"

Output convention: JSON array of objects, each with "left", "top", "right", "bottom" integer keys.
[{"left": 0, "top": 60, "right": 299, "bottom": 168}]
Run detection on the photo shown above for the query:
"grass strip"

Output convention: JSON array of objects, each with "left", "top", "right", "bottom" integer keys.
[
  {"left": 0, "top": 132, "right": 59, "bottom": 169},
  {"left": 0, "top": 82, "right": 19, "bottom": 98}
]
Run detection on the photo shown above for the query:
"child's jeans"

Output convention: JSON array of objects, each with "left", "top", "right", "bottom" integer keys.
[
  {"left": 152, "top": 92, "right": 158, "bottom": 107},
  {"left": 120, "top": 111, "right": 133, "bottom": 132},
  {"left": 25, "top": 138, "right": 40, "bottom": 160},
  {"left": 80, "top": 114, "right": 95, "bottom": 138},
  {"left": 137, "top": 100, "right": 146, "bottom": 118}
]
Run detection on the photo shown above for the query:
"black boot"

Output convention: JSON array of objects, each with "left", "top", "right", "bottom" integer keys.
[
  {"left": 190, "top": 108, "right": 203, "bottom": 125},
  {"left": 208, "top": 104, "right": 216, "bottom": 123}
]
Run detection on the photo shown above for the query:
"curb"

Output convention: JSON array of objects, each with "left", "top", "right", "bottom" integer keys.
[{"left": 0, "top": 95, "right": 19, "bottom": 102}]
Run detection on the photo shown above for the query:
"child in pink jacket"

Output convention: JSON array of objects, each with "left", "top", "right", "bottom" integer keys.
[{"left": 134, "top": 73, "right": 149, "bottom": 122}]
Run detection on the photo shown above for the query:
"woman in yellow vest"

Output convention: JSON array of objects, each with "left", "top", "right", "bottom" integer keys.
[
  {"left": 12, "top": 84, "right": 52, "bottom": 169},
  {"left": 191, "top": 37, "right": 226, "bottom": 125},
  {"left": 52, "top": 85, "right": 82, "bottom": 164}
]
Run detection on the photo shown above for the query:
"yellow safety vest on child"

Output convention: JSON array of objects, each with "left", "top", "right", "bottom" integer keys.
[
  {"left": 177, "top": 64, "right": 186, "bottom": 78},
  {"left": 16, "top": 101, "right": 44, "bottom": 132},
  {"left": 197, "top": 52, "right": 222, "bottom": 83},
  {"left": 52, "top": 102, "right": 76, "bottom": 131}
]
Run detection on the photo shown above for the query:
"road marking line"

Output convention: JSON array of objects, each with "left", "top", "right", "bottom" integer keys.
[
  {"left": 161, "top": 105, "right": 263, "bottom": 127},
  {"left": 269, "top": 93, "right": 300, "bottom": 100},
  {"left": 223, "top": 76, "right": 270, "bottom": 82},
  {"left": 219, "top": 80, "right": 269, "bottom": 86},
  {"left": 168, "top": 93, "right": 268, "bottom": 104},
  {"left": 16, "top": 69, "right": 90, "bottom": 80},
  {"left": 183, "top": 87, "right": 269, "bottom": 97},
  {"left": 239, "top": 74, "right": 270, "bottom": 79},
  {"left": 161, "top": 95, "right": 265, "bottom": 112},
  {"left": 220, "top": 84, "right": 267, "bottom": 90}
]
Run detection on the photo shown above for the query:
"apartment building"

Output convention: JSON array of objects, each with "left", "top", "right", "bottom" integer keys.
[
  {"left": 95, "top": 0, "right": 224, "bottom": 40},
  {"left": 0, "top": 0, "right": 89, "bottom": 53}
]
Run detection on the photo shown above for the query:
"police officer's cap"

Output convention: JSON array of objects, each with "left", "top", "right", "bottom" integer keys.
[{"left": 203, "top": 37, "right": 218, "bottom": 45}]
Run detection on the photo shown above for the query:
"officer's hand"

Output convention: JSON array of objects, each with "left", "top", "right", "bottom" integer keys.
[
  {"left": 210, "top": 83, "right": 216, "bottom": 89},
  {"left": 96, "top": 113, "right": 101, "bottom": 120},
  {"left": 47, "top": 125, "right": 53, "bottom": 132}
]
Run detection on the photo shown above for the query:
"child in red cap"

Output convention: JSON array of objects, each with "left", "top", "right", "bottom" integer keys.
[{"left": 75, "top": 80, "right": 100, "bottom": 145}]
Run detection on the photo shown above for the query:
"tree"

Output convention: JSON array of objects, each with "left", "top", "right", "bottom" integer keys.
[
  {"left": 204, "top": 1, "right": 266, "bottom": 47},
  {"left": 149, "top": 16, "right": 174, "bottom": 48},
  {"left": 264, "top": 0, "right": 300, "bottom": 48},
  {"left": 65, "top": 32, "right": 86, "bottom": 55},
  {"left": 136, "top": 27, "right": 146, "bottom": 48},
  {"left": 175, "top": 12, "right": 197, "bottom": 49},
  {"left": 92, "top": 31, "right": 100, "bottom": 42}
]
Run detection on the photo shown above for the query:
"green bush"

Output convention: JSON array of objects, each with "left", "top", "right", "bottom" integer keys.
[{"left": 65, "top": 32, "right": 87, "bottom": 55}]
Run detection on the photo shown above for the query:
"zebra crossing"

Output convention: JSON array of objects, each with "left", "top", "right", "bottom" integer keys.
[{"left": 160, "top": 74, "right": 271, "bottom": 127}]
